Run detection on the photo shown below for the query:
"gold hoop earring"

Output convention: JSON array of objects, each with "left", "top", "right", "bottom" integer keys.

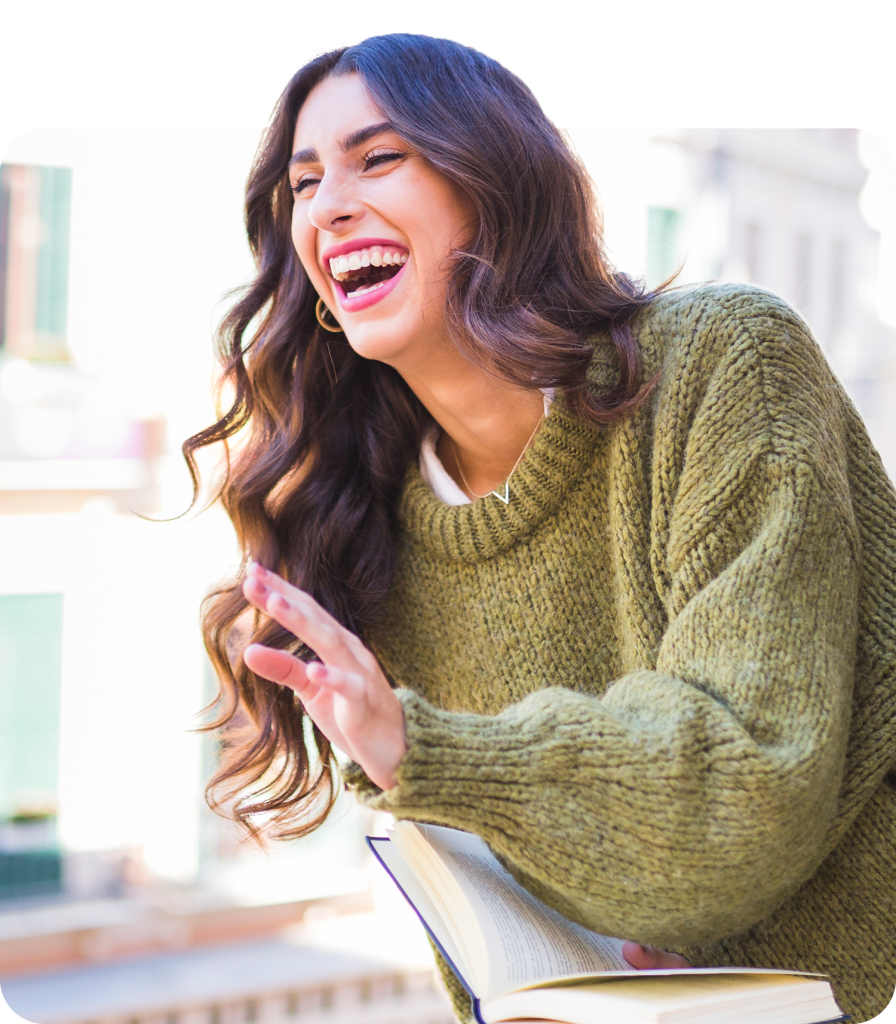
[{"left": 315, "top": 297, "right": 343, "bottom": 333}]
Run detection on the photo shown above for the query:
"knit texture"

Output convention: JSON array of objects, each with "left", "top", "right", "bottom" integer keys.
[{"left": 346, "top": 284, "right": 896, "bottom": 1022}]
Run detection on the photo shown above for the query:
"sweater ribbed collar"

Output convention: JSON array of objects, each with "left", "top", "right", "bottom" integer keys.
[{"left": 398, "top": 344, "right": 619, "bottom": 563}]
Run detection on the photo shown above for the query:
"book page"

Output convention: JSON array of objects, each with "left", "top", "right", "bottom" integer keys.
[
  {"left": 389, "top": 825, "right": 491, "bottom": 990},
  {"left": 482, "top": 974, "right": 842, "bottom": 1024},
  {"left": 367, "top": 838, "right": 472, "bottom": 987},
  {"left": 412, "top": 824, "right": 630, "bottom": 999}
]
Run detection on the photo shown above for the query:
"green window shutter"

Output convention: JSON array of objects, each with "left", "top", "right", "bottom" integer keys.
[
  {"left": 0, "top": 594, "right": 64, "bottom": 819},
  {"left": 0, "top": 164, "right": 72, "bottom": 361},
  {"left": 0, "top": 165, "right": 10, "bottom": 351},
  {"left": 35, "top": 167, "right": 72, "bottom": 359}
]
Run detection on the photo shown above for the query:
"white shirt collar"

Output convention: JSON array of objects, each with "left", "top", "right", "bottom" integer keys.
[{"left": 418, "top": 390, "right": 555, "bottom": 507}]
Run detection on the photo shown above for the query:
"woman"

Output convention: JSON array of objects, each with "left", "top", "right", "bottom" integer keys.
[{"left": 185, "top": 34, "right": 896, "bottom": 1022}]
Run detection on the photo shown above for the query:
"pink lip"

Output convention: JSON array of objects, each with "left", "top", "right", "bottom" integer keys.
[
  {"left": 333, "top": 262, "right": 407, "bottom": 313},
  {"left": 320, "top": 236, "right": 409, "bottom": 265},
  {"left": 322, "top": 237, "right": 410, "bottom": 314}
]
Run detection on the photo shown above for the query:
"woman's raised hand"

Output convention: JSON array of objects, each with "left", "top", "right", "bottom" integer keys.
[
  {"left": 241, "top": 562, "right": 407, "bottom": 791},
  {"left": 242, "top": 564, "right": 694, "bottom": 962}
]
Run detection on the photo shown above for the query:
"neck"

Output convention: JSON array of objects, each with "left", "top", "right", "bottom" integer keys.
[{"left": 395, "top": 348, "right": 545, "bottom": 500}]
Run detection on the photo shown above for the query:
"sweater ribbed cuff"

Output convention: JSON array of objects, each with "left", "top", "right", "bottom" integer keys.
[
  {"left": 365, "top": 689, "right": 537, "bottom": 825},
  {"left": 340, "top": 759, "right": 382, "bottom": 801}
]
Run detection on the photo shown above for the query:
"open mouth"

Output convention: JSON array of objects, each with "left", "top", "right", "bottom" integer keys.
[{"left": 327, "top": 245, "right": 408, "bottom": 301}]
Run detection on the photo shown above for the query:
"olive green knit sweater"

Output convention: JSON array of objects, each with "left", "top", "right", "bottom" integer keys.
[{"left": 347, "top": 284, "right": 896, "bottom": 1022}]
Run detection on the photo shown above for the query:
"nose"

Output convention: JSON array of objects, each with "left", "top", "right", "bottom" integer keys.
[{"left": 306, "top": 169, "right": 364, "bottom": 234}]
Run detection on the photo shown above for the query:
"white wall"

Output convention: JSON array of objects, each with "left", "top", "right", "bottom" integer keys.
[
  {"left": 2, "top": 128, "right": 262, "bottom": 880},
  {"left": 0, "top": 505, "right": 238, "bottom": 881}
]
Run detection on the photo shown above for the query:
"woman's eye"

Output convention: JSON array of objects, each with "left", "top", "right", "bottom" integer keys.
[
  {"left": 363, "top": 150, "right": 404, "bottom": 171},
  {"left": 291, "top": 175, "right": 320, "bottom": 195}
]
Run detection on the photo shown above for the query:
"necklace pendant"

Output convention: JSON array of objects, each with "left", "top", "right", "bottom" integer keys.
[{"left": 491, "top": 482, "right": 510, "bottom": 504}]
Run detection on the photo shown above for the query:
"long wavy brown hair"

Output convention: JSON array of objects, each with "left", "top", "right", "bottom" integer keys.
[{"left": 185, "top": 33, "right": 662, "bottom": 841}]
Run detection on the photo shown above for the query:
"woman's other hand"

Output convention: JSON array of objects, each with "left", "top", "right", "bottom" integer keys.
[
  {"left": 622, "top": 941, "right": 691, "bottom": 970},
  {"left": 241, "top": 562, "right": 407, "bottom": 791}
]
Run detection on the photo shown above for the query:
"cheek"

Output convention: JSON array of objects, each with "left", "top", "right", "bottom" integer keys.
[
  {"left": 291, "top": 212, "right": 322, "bottom": 288},
  {"left": 290, "top": 208, "right": 308, "bottom": 260}
]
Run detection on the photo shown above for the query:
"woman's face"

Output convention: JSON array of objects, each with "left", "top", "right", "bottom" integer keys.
[{"left": 290, "top": 73, "right": 477, "bottom": 371}]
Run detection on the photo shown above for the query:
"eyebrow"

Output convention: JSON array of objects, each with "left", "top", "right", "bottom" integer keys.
[{"left": 288, "top": 121, "right": 397, "bottom": 168}]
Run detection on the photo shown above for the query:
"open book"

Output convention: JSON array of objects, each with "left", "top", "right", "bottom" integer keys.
[{"left": 367, "top": 823, "right": 847, "bottom": 1024}]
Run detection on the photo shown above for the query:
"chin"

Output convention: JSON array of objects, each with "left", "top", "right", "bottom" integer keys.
[{"left": 341, "top": 321, "right": 413, "bottom": 366}]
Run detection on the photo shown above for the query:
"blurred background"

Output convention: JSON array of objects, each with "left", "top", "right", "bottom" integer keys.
[{"left": 1, "top": 2, "right": 894, "bottom": 1022}]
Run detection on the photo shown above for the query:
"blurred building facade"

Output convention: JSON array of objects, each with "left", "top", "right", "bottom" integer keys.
[
  {"left": 0, "top": 158, "right": 167, "bottom": 906},
  {"left": 644, "top": 128, "right": 896, "bottom": 473},
  {"left": 0, "top": 148, "right": 452, "bottom": 1024}
]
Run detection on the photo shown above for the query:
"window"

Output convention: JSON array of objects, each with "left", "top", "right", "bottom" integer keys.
[
  {"left": 0, "top": 164, "right": 73, "bottom": 362},
  {"left": 0, "top": 593, "right": 64, "bottom": 900},
  {"left": 646, "top": 207, "right": 681, "bottom": 289}
]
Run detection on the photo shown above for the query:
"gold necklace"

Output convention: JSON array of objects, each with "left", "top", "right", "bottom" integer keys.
[{"left": 449, "top": 413, "right": 545, "bottom": 505}]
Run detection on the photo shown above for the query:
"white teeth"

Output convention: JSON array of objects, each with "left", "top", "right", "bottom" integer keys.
[
  {"left": 326, "top": 246, "right": 407, "bottom": 282},
  {"left": 346, "top": 280, "right": 388, "bottom": 299}
]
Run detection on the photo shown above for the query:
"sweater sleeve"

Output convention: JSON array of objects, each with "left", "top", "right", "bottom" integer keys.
[{"left": 362, "top": 302, "right": 863, "bottom": 949}]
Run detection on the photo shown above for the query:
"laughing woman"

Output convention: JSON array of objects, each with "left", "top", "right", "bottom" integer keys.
[{"left": 185, "top": 34, "right": 896, "bottom": 1023}]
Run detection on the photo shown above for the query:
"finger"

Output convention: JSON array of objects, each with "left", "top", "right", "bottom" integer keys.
[
  {"left": 242, "top": 648, "right": 356, "bottom": 759},
  {"left": 305, "top": 662, "right": 367, "bottom": 698},
  {"left": 246, "top": 564, "right": 371, "bottom": 660},
  {"left": 621, "top": 941, "right": 691, "bottom": 970},
  {"left": 246, "top": 563, "right": 324, "bottom": 617},
  {"left": 242, "top": 575, "right": 270, "bottom": 611},
  {"left": 242, "top": 643, "right": 316, "bottom": 697},
  {"left": 243, "top": 571, "right": 325, "bottom": 629},
  {"left": 247, "top": 585, "right": 367, "bottom": 676}
]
